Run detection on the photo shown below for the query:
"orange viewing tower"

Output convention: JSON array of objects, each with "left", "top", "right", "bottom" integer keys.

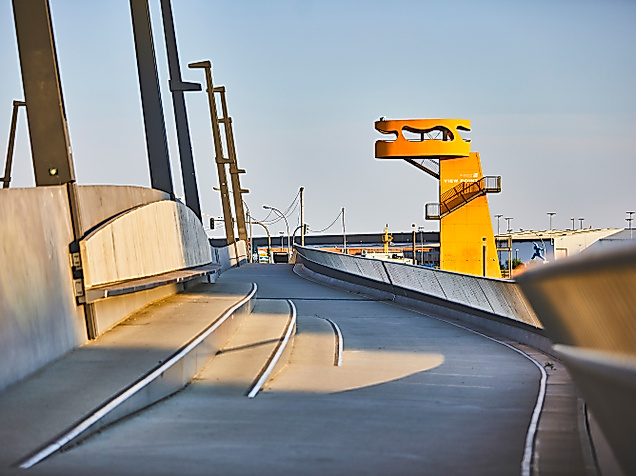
[{"left": 374, "top": 119, "right": 501, "bottom": 278}]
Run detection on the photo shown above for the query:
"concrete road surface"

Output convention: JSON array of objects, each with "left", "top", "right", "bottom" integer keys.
[{"left": 26, "top": 264, "right": 545, "bottom": 475}]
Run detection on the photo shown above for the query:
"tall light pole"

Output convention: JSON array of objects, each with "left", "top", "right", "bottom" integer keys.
[
  {"left": 418, "top": 226, "right": 425, "bottom": 265},
  {"left": 247, "top": 218, "right": 271, "bottom": 263},
  {"left": 342, "top": 207, "right": 347, "bottom": 254},
  {"left": 412, "top": 223, "right": 417, "bottom": 265},
  {"left": 495, "top": 214, "right": 503, "bottom": 236},
  {"left": 243, "top": 200, "right": 252, "bottom": 262},
  {"left": 547, "top": 212, "right": 556, "bottom": 231},
  {"left": 626, "top": 211, "right": 634, "bottom": 239},
  {"left": 300, "top": 187, "right": 305, "bottom": 246},
  {"left": 264, "top": 205, "right": 290, "bottom": 256}
]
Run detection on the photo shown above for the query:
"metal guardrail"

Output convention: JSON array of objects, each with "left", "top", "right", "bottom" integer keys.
[
  {"left": 426, "top": 176, "right": 501, "bottom": 220},
  {"left": 516, "top": 243, "right": 636, "bottom": 476},
  {"left": 295, "top": 246, "right": 540, "bottom": 328}
]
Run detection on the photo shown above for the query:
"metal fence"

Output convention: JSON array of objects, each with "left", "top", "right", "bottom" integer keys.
[{"left": 296, "top": 246, "right": 541, "bottom": 328}]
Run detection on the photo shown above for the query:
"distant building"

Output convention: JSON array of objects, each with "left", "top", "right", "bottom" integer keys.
[
  {"left": 495, "top": 228, "right": 623, "bottom": 269},
  {"left": 216, "top": 231, "right": 442, "bottom": 266}
]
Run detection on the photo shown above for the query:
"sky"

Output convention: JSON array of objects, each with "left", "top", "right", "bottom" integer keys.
[{"left": 1, "top": 0, "right": 635, "bottom": 239}]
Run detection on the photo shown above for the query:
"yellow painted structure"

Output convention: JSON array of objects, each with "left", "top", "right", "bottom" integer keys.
[
  {"left": 382, "top": 225, "right": 393, "bottom": 253},
  {"left": 439, "top": 153, "right": 501, "bottom": 278},
  {"left": 374, "top": 118, "right": 501, "bottom": 278},
  {"left": 375, "top": 119, "right": 471, "bottom": 159}
]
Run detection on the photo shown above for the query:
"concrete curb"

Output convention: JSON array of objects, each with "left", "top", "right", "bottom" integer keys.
[{"left": 17, "top": 283, "right": 257, "bottom": 469}]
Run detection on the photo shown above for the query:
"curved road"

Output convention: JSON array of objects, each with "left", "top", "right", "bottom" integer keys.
[{"left": 32, "top": 264, "right": 542, "bottom": 475}]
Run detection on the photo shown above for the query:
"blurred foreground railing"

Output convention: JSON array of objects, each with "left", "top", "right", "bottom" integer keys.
[{"left": 518, "top": 242, "right": 636, "bottom": 476}]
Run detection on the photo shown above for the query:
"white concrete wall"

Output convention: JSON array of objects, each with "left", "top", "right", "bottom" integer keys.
[
  {"left": 0, "top": 185, "right": 217, "bottom": 390},
  {"left": 80, "top": 200, "right": 212, "bottom": 288},
  {"left": 77, "top": 185, "right": 169, "bottom": 234},
  {"left": 0, "top": 186, "right": 86, "bottom": 392},
  {"left": 211, "top": 240, "right": 248, "bottom": 271},
  {"left": 553, "top": 229, "right": 621, "bottom": 259}
]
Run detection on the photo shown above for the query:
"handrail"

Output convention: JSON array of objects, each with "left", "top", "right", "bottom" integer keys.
[{"left": 438, "top": 176, "right": 501, "bottom": 218}]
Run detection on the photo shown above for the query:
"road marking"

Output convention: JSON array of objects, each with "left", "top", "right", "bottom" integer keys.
[
  {"left": 386, "top": 302, "right": 547, "bottom": 476},
  {"left": 247, "top": 300, "right": 297, "bottom": 398},
  {"left": 315, "top": 317, "right": 343, "bottom": 366}
]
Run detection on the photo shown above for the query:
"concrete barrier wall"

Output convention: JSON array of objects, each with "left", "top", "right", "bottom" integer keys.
[
  {"left": 0, "top": 184, "right": 208, "bottom": 391},
  {"left": 296, "top": 246, "right": 540, "bottom": 328},
  {"left": 210, "top": 240, "right": 248, "bottom": 271},
  {"left": 0, "top": 186, "right": 86, "bottom": 392},
  {"left": 77, "top": 185, "right": 169, "bottom": 235},
  {"left": 80, "top": 200, "right": 211, "bottom": 288}
]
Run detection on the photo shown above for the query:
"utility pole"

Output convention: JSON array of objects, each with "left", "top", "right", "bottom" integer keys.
[
  {"left": 300, "top": 187, "right": 305, "bottom": 246},
  {"left": 342, "top": 208, "right": 346, "bottom": 254}
]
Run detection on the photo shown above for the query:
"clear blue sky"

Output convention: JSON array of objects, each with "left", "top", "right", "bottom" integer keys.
[{"left": 1, "top": 0, "right": 635, "bottom": 237}]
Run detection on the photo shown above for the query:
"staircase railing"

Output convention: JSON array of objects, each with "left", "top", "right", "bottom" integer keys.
[{"left": 426, "top": 176, "right": 501, "bottom": 219}]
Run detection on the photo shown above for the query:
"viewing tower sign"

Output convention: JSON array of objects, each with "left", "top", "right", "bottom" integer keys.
[{"left": 375, "top": 118, "right": 502, "bottom": 278}]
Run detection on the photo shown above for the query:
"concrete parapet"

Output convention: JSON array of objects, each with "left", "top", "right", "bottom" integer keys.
[
  {"left": 80, "top": 200, "right": 211, "bottom": 288},
  {"left": 76, "top": 185, "right": 169, "bottom": 235},
  {"left": 295, "top": 246, "right": 540, "bottom": 329},
  {"left": 212, "top": 240, "right": 248, "bottom": 271},
  {"left": 79, "top": 199, "right": 212, "bottom": 336},
  {"left": 0, "top": 186, "right": 86, "bottom": 392},
  {"left": 0, "top": 184, "right": 216, "bottom": 391}
]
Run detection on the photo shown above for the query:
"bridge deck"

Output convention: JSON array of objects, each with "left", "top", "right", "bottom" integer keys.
[{"left": 0, "top": 264, "right": 589, "bottom": 475}]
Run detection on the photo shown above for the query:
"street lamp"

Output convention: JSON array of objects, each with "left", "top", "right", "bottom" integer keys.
[
  {"left": 246, "top": 218, "right": 271, "bottom": 263},
  {"left": 495, "top": 214, "right": 503, "bottom": 235},
  {"left": 263, "top": 205, "right": 290, "bottom": 256},
  {"left": 342, "top": 207, "right": 347, "bottom": 254},
  {"left": 547, "top": 212, "right": 556, "bottom": 231},
  {"left": 626, "top": 211, "right": 635, "bottom": 240}
]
